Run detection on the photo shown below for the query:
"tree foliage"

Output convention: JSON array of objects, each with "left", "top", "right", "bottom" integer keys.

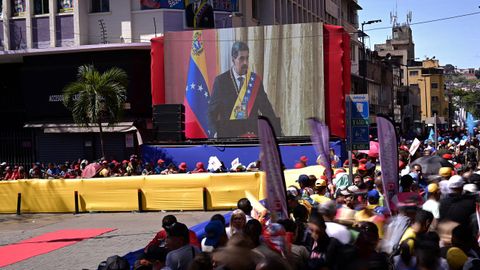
[{"left": 63, "top": 65, "right": 128, "bottom": 158}]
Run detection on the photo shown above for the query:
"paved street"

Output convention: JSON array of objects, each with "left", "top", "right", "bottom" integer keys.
[{"left": 0, "top": 211, "right": 227, "bottom": 269}]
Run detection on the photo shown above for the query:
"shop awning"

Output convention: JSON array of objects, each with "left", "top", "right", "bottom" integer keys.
[
  {"left": 24, "top": 122, "right": 137, "bottom": 133},
  {"left": 24, "top": 122, "right": 143, "bottom": 145}
]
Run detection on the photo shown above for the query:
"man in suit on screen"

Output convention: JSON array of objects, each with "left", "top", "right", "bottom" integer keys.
[{"left": 208, "top": 41, "right": 279, "bottom": 138}]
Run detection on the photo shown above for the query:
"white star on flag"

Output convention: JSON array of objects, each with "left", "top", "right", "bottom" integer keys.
[
  {"left": 249, "top": 83, "right": 253, "bottom": 87},
  {"left": 198, "top": 84, "right": 203, "bottom": 91},
  {"left": 250, "top": 77, "right": 254, "bottom": 82},
  {"left": 247, "top": 90, "right": 251, "bottom": 94},
  {"left": 190, "top": 83, "right": 196, "bottom": 89},
  {"left": 185, "top": 86, "right": 189, "bottom": 92},
  {"left": 204, "top": 92, "right": 209, "bottom": 98}
]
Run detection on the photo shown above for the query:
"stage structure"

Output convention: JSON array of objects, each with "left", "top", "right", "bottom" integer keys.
[{"left": 150, "top": 23, "right": 350, "bottom": 141}]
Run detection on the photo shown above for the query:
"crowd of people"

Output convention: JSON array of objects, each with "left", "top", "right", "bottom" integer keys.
[
  {"left": 0, "top": 154, "right": 265, "bottom": 180},
  {"left": 96, "top": 127, "right": 480, "bottom": 270}
]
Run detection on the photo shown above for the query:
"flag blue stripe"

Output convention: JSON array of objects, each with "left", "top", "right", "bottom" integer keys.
[{"left": 186, "top": 56, "right": 210, "bottom": 134}]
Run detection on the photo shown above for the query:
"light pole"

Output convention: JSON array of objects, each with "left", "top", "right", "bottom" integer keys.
[{"left": 361, "top": 20, "right": 381, "bottom": 94}]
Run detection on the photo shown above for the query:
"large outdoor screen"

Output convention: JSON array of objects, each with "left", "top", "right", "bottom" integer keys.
[{"left": 164, "top": 22, "right": 325, "bottom": 139}]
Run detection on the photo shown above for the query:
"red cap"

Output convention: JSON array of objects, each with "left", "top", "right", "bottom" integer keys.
[
  {"left": 157, "top": 159, "right": 164, "bottom": 164},
  {"left": 399, "top": 145, "right": 409, "bottom": 152},
  {"left": 196, "top": 162, "right": 204, "bottom": 168},
  {"left": 442, "top": 154, "right": 453, "bottom": 160},
  {"left": 294, "top": 162, "right": 305, "bottom": 169},
  {"left": 122, "top": 160, "right": 129, "bottom": 164},
  {"left": 179, "top": 162, "right": 187, "bottom": 169},
  {"left": 320, "top": 175, "right": 328, "bottom": 181},
  {"left": 300, "top": 156, "right": 308, "bottom": 162},
  {"left": 399, "top": 160, "right": 406, "bottom": 169},
  {"left": 358, "top": 164, "right": 367, "bottom": 171},
  {"left": 359, "top": 158, "right": 368, "bottom": 164}
]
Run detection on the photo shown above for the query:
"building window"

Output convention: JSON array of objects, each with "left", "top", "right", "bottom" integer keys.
[
  {"left": 11, "top": 0, "right": 26, "bottom": 17},
  {"left": 252, "top": 0, "right": 260, "bottom": 20},
  {"left": 34, "top": 0, "right": 49, "bottom": 15},
  {"left": 57, "top": 0, "right": 73, "bottom": 13},
  {"left": 431, "top": 83, "right": 438, "bottom": 89},
  {"left": 431, "top": 96, "right": 439, "bottom": 102},
  {"left": 409, "top": 70, "right": 419, "bottom": 76},
  {"left": 91, "top": 0, "right": 109, "bottom": 13}
]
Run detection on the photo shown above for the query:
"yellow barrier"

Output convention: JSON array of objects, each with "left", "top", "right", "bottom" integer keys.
[
  {"left": 0, "top": 166, "right": 326, "bottom": 213},
  {"left": 143, "top": 174, "right": 208, "bottom": 211}
]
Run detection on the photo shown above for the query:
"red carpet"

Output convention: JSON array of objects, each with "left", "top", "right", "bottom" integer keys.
[{"left": 0, "top": 228, "right": 115, "bottom": 267}]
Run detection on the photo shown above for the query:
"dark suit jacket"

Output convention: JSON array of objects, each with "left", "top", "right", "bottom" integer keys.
[
  {"left": 208, "top": 69, "right": 279, "bottom": 138},
  {"left": 185, "top": 2, "right": 215, "bottom": 29}
]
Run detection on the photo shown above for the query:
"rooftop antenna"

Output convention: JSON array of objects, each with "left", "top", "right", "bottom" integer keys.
[
  {"left": 390, "top": 1, "right": 398, "bottom": 27},
  {"left": 406, "top": 11, "right": 412, "bottom": 25}
]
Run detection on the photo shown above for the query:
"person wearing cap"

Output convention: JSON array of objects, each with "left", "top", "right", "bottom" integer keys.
[
  {"left": 191, "top": 162, "right": 206, "bottom": 173},
  {"left": 422, "top": 183, "right": 441, "bottom": 222},
  {"left": 439, "top": 175, "right": 476, "bottom": 224},
  {"left": 296, "top": 174, "right": 314, "bottom": 204},
  {"left": 154, "top": 159, "right": 166, "bottom": 174},
  {"left": 310, "top": 178, "right": 331, "bottom": 205},
  {"left": 141, "top": 162, "right": 154, "bottom": 175},
  {"left": 165, "top": 222, "right": 201, "bottom": 270},
  {"left": 177, "top": 162, "right": 188, "bottom": 174},
  {"left": 201, "top": 220, "right": 228, "bottom": 253},
  {"left": 318, "top": 200, "right": 351, "bottom": 244}
]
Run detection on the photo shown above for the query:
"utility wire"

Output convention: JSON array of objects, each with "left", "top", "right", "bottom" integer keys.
[{"left": 365, "top": 10, "right": 480, "bottom": 32}]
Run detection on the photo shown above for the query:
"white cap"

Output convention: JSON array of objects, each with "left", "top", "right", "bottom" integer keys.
[
  {"left": 463, "top": 183, "right": 478, "bottom": 193},
  {"left": 448, "top": 175, "right": 465, "bottom": 189}
]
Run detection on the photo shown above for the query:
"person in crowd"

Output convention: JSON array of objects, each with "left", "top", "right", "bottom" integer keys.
[
  {"left": 399, "top": 209, "right": 434, "bottom": 254},
  {"left": 46, "top": 162, "right": 60, "bottom": 179},
  {"left": 318, "top": 200, "right": 351, "bottom": 244},
  {"left": 294, "top": 156, "right": 308, "bottom": 169},
  {"left": 201, "top": 220, "right": 228, "bottom": 253},
  {"left": 162, "top": 163, "right": 178, "bottom": 175},
  {"left": 142, "top": 162, "right": 154, "bottom": 175},
  {"left": 237, "top": 198, "right": 253, "bottom": 221},
  {"left": 145, "top": 215, "right": 200, "bottom": 253},
  {"left": 422, "top": 183, "right": 441, "bottom": 227},
  {"left": 98, "top": 160, "right": 111, "bottom": 177},
  {"left": 154, "top": 159, "right": 166, "bottom": 174},
  {"left": 226, "top": 209, "right": 246, "bottom": 238},
  {"left": 296, "top": 174, "right": 314, "bottom": 204},
  {"left": 439, "top": 175, "right": 476, "bottom": 225},
  {"left": 277, "top": 219, "right": 310, "bottom": 270},
  {"left": 310, "top": 177, "right": 331, "bottom": 205},
  {"left": 178, "top": 162, "right": 188, "bottom": 174},
  {"left": 307, "top": 211, "right": 357, "bottom": 269},
  {"left": 191, "top": 162, "right": 206, "bottom": 173},
  {"left": 165, "top": 222, "right": 201, "bottom": 270}
]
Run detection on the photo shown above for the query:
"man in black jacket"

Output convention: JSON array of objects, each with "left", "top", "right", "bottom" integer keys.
[
  {"left": 207, "top": 41, "right": 278, "bottom": 138},
  {"left": 185, "top": 0, "right": 214, "bottom": 29},
  {"left": 439, "top": 175, "right": 476, "bottom": 225}
]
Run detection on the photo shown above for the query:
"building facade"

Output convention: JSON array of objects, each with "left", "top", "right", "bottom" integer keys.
[
  {"left": 0, "top": 0, "right": 362, "bottom": 164},
  {"left": 408, "top": 59, "right": 448, "bottom": 123}
]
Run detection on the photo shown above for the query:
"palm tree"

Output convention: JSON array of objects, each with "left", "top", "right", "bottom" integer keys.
[{"left": 63, "top": 65, "right": 128, "bottom": 159}]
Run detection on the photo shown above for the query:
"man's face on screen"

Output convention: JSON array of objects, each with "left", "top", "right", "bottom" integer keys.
[{"left": 233, "top": 50, "right": 249, "bottom": 75}]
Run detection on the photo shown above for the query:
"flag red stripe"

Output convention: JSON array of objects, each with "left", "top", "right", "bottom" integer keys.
[
  {"left": 185, "top": 98, "right": 207, "bottom": 138},
  {"left": 247, "top": 75, "right": 261, "bottom": 115}
]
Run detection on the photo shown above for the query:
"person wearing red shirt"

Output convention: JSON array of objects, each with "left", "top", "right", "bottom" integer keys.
[{"left": 145, "top": 215, "right": 200, "bottom": 252}]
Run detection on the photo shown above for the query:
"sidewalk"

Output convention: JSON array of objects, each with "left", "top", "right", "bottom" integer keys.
[{"left": 0, "top": 211, "right": 226, "bottom": 269}]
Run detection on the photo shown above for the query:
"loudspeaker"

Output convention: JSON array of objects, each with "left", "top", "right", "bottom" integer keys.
[
  {"left": 152, "top": 104, "right": 185, "bottom": 141},
  {"left": 152, "top": 104, "right": 185, "bottom": 114},
  {"left": 155, "top": 131, "right": 185, "bottom": 141}
]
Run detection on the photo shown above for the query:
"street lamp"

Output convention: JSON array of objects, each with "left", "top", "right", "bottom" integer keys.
[{"left": 361, "top": 20, "right": 382, "bottom": 94}]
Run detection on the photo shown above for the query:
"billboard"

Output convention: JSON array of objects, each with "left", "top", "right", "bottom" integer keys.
[{"left": 164, "top": 23, "right": 325, "bottom": 138}]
